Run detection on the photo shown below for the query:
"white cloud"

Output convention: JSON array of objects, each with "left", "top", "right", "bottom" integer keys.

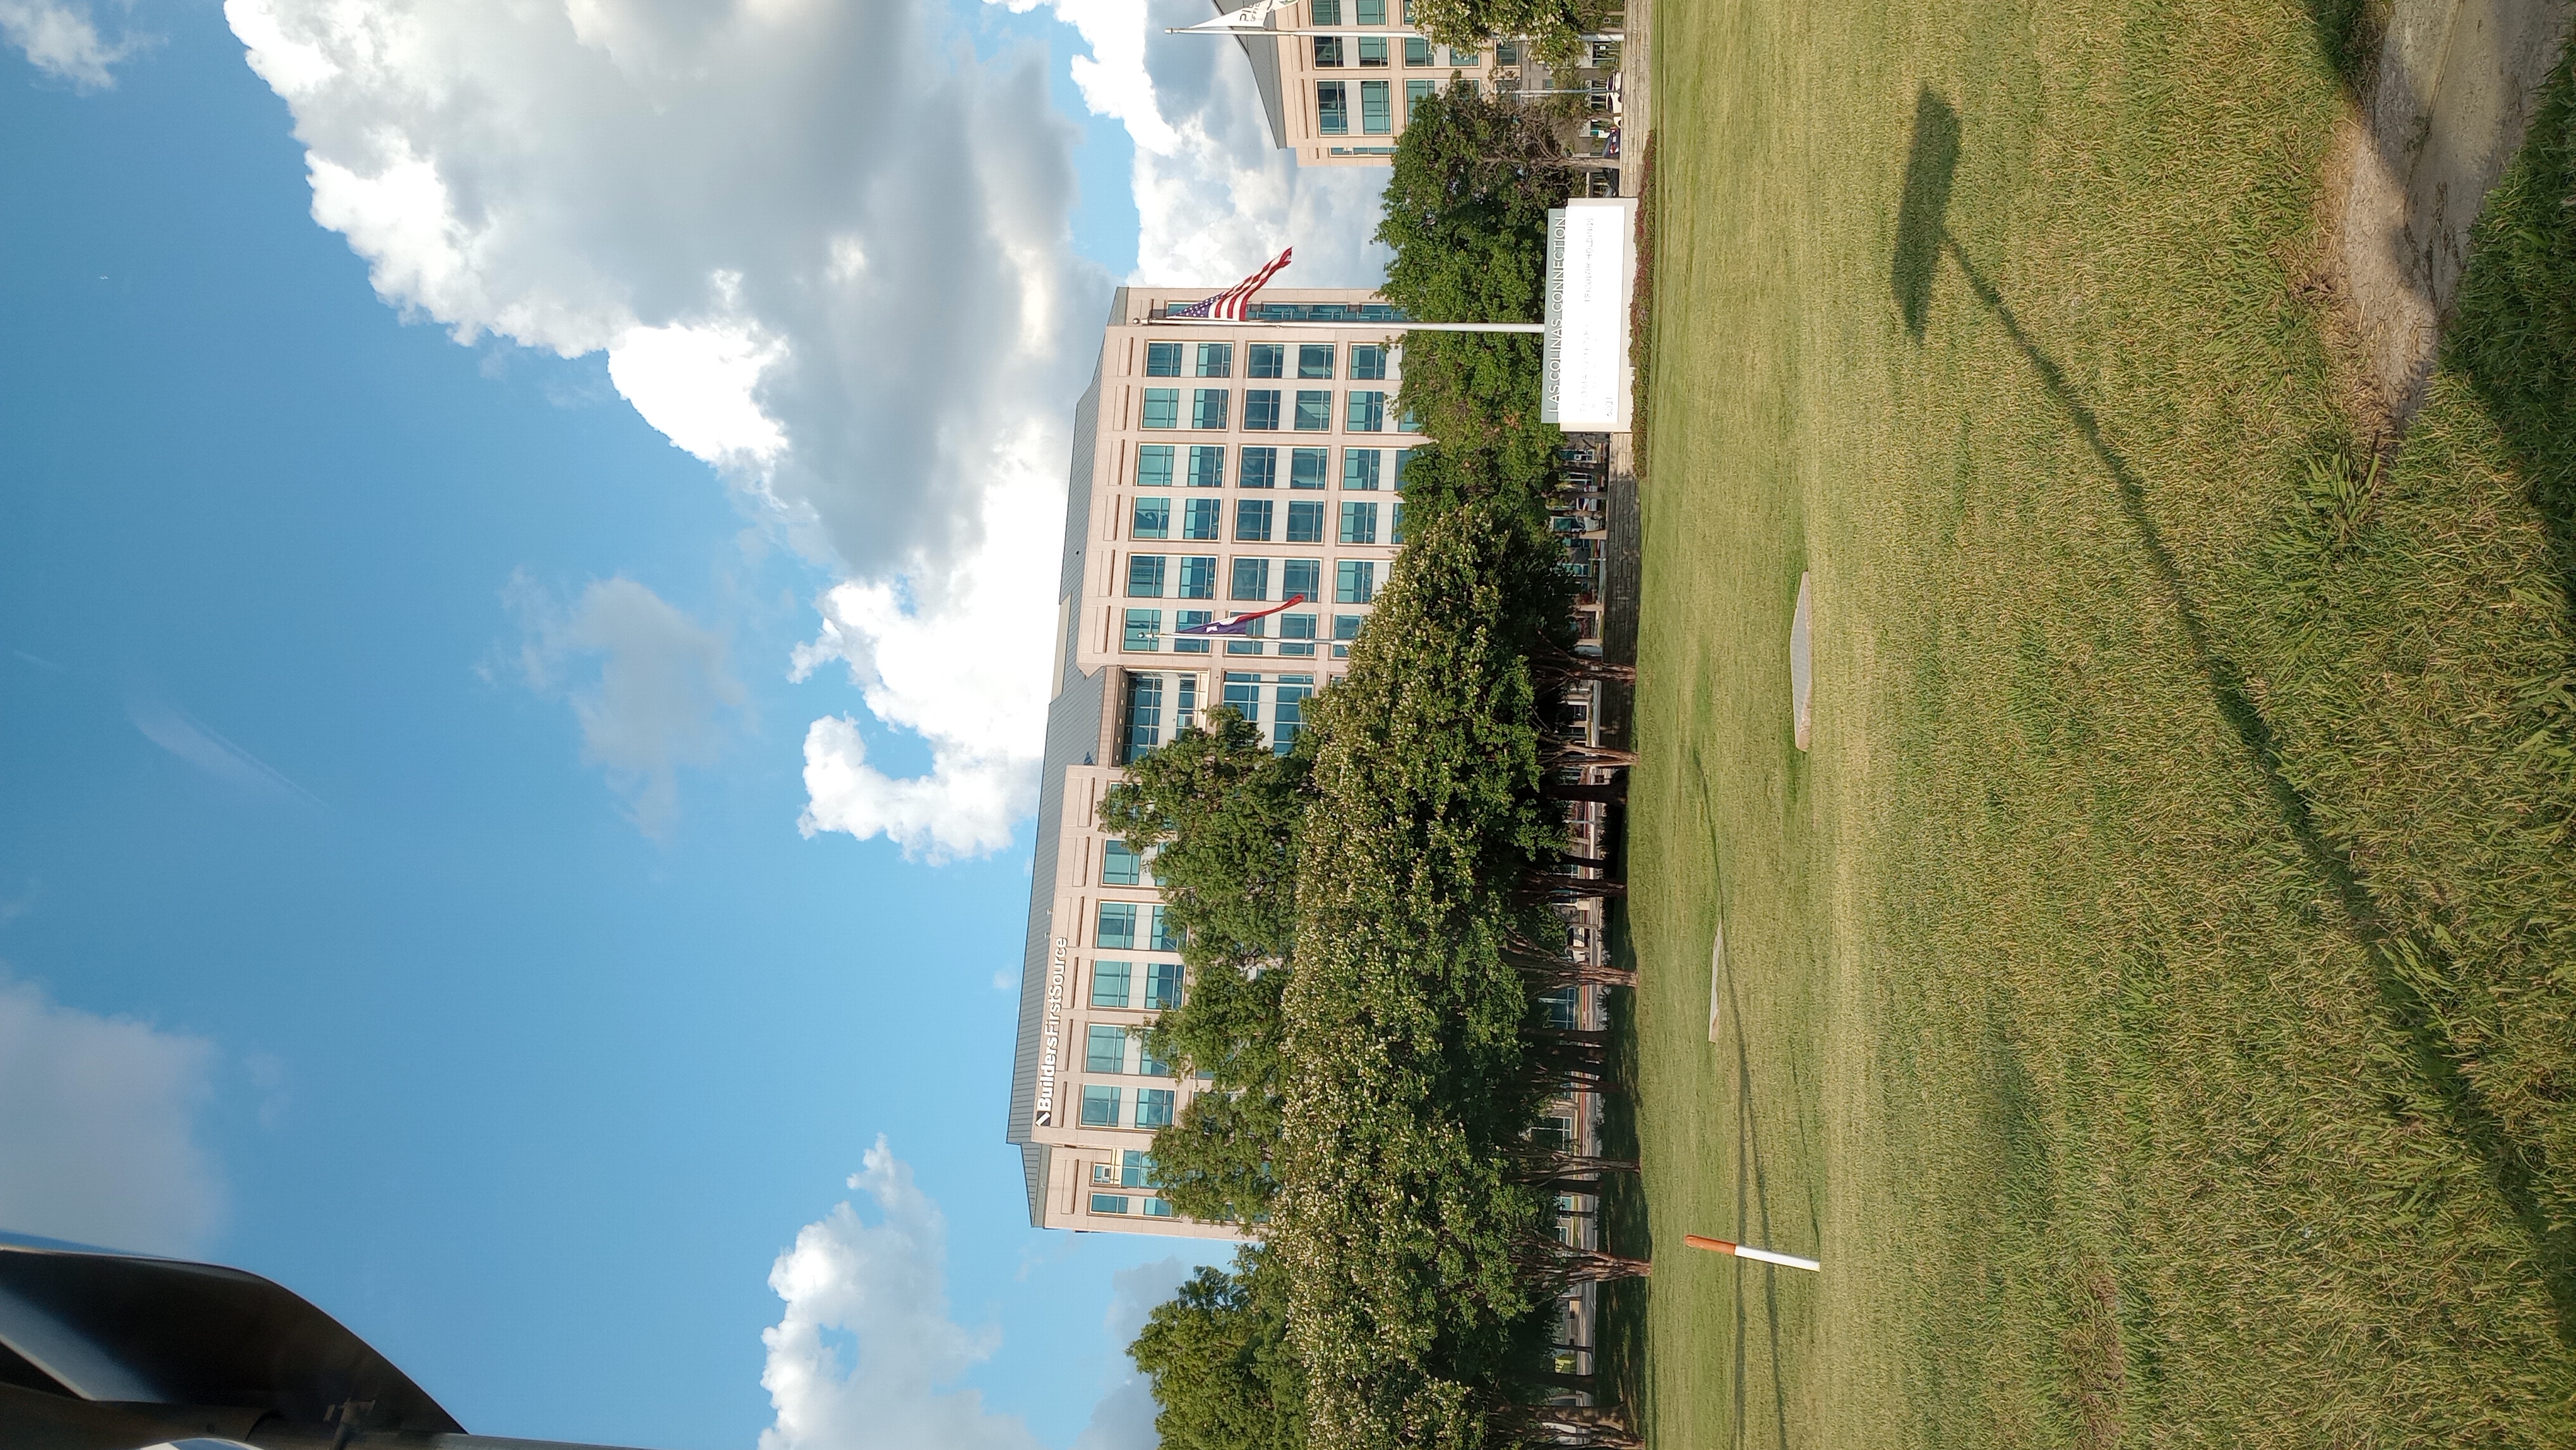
[
  {"left": 759, "top": 1138, "right": 1042, "bottom": 1450},
  {"left": 507, "top": 573, "right": 748, "bottom": 841},
  {"left": 0, "top": 977, "right": 224, "bottom": 1255},
  {"left": 129, "top": 699, "right": 326, "bottom": 808},
  {"left": 1, "top": 0, "right": 133, "bottom": 88},
  {"left": 996, "top": 0, "right": 1392, "bottom": 287}
]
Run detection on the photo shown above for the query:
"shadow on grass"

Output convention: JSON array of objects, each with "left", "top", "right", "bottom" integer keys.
[
  {"left": 1594, "top": 898, "right": 1650, "bottom": 1435},
  {"left": 1892, "top": 86, "right": 2576, "bottom": 1346}
]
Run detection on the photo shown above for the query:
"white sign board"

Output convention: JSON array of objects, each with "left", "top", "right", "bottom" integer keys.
[{"left": 1541, "top": 198, "right": 1637, "bottom": 431}]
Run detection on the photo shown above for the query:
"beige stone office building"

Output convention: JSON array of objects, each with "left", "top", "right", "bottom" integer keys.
[
  {"left": 1220, "top": 0, "right": 1522, "bottom": 166},
  {"left": 1005, "top": 285, "right": 1416, "bottom": 1238}
]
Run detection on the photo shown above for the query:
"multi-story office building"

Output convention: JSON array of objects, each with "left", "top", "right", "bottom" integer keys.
[
  {"left": 1005, "top": 285, "right": 1416, "bottom": 1238},
  {"left": 1218, "top": 0, "right": 1519, "bottom": 166}
]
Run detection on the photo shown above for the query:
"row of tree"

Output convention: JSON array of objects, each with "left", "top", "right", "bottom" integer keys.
[{"left": 1117, "top": 86, "right": 1643, "bottom": 1450}]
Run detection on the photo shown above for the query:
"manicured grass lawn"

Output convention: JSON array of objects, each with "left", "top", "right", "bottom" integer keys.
[{"left": 1612, "top": 1, "right": 2576, "bottom": 1444}]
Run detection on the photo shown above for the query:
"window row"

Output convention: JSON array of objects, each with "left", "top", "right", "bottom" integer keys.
[
  {"left": 1139, "top": 388, "right": 1409, "bottom": 433},
  {"left": 1085, "top": 1023, "right": 1176, "bottom": 1076},
  {"left": 1126, "top": 553, "right": 1382, "bottom": 601},
  {"left": 1088, "top": 1149, "right": 1174, "bottom": 1216},
  {"left": 1133, "top": 496, "right": 1403, "bottom": 546},
  {"left": 1123, "top": 608, "right": 1372, "bottom": 658},
  {"left": 1309, "top": 35, "right": 1481, "bottom": 68},
  {"left": 1133, "top": 444, "right": 1412, "bottom": 493},
  {"left": 1088, "top": 957, "right": 1184, "bottom": 1010},
  {"left": 1092, "top": 901, "right": 1183, "bottom": 953},
  {"left": 1123, "top": 671, "right": 1315, "bottom": 761},
  {"left": 1080, "top": 1084, "right": 1176, "bottom": 1129},
  {"left": 1144, "top": 341, "right": 1385, "bottom": 380}
]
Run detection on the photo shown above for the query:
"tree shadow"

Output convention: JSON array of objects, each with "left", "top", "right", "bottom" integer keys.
[
  {"left": 1594, "top": 901, "right": 1650, "bottom": 1434},
  {"left": 1890, "top": 87, "right": 2576, "bottom": 1346},
  {"left": 1890, "top": 89, "right": 1962, "bottom": 341}
]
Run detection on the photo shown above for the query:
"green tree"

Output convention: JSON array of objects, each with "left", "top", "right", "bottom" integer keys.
[
  {"left": 1132, "top": 1248, "right": 1307, "bottom": 1450},
  {"left": 1098, "top": 705, "right": 1312, "bottom": 968},
  {"left": 1375, "top": 88, "right": 1572, "bottom": 324}
]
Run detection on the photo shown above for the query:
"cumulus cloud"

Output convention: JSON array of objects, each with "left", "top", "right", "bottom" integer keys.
[
  {"left": 2, "top": 0, "right": 134, "bottom": 88},
  {"left": 760, "top": 1137, "right": 1042, "bottom": 1450},
  {"left": 995, "top": 0, "right": 1392, "bottom": 286},
  {"left": 0, "top": 977, "right": 224, "bottom": 1255},
  {"left": 507, "top": 573, "right": 748, "bottom": 841}
]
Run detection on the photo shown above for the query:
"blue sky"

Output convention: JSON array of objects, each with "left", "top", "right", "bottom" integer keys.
[{"left": 0, "top": 0, "right": 1394, "bottom": 1445}]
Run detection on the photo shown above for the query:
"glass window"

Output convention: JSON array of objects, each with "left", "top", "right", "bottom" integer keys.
[
  {"left": 1309, "top": 0, "right": 1339, "bottom": 20},
  {"left": 1287, "top": 501, "right": 1325, "bottom": 543},
  {"left": 1090, "top": 1192, "right": 1130, "bottom": 1214},
  {"left": 1141, "top": 387, "right": 1179, "bottom": 429},
  {"left": 1126, "top": 555, "right": 1166, "bottom": 597},
  {"left": 1316, "top": 81, "right": 1347, "bottom": 134},
  {"left": 1297, "top": 344, "right": 1335, "bottom": 379},
  {"left": 1145, "top": 342, "right": 1182, "bottom": 376},
  {"left": 1293, "top": 391, "right": 1332, "bottom": 431},
  {"left": 1138, "top": 1038, "right": 1169, "bottom": 1077},
  {"left": 1131, "top": 496, "right": 1170, "bottom": 539},
  {"left": 1396, "top": 405, "right": 1423, "bottom": 434},
  {"left": 1280, "top": 613, "right": 1318, "bottom": 657},
  {"left": 1090, "top": 959, "right": 1132, "bottom": 1008},
  {"left": 1136, "top": 1089, "right": 1176, "bottom": 1129},
  {"left": 1311, "top": 35, "right": 1344, "bottom": 67},
  {"left": 1146, "top": 960, "right": 1187, "bottom": 1010},
  {"left": 1221, "top": 673, "right": 1260, "bottom": 728},
  {"left": 1357, "top": 37, "right": 1388, "bottom": 66},
  {"left": 1235, "top": 498, "right": 1274, "bottom": 541},
  {"left": 1344, "top": 448, "right": 1381, "bottom": 489},
  {"left": 1240, "top": 446, "right": 1278, "bottom": 488},
  {"left": 1118, "top": 1149, "right": 1152, "bottom": 1187},
  {"left": 1080, "top": 1086, "right": 1121, "bottom": 1127},
  {"left": 1243, "top": 388, "right": 1282, "bottom": 430},
  {"left": 1136, "top": 443, "right": 1174, "bottom": 489},
  {"left": 1248, "top": 343, "right": 1284, "bottom": 378},
  {"left": 1225, "top": 623, "right": 1265, "bottom": 657},
  {"left": 1447, "top": 45, "right": 1477, "bottom": 64},
  {"left": 1095, "top": 901, "right": 1138, "bottom": 949},
  {"left": 1360, "top": 80, "right": 1391, "bottom": 132},
  {"left": 1350, "top": 344, "right": 1387, "bottom": 380},
  {"left": 1340, "top": 501, "right": 1380, "bottom": 544},
  {"left": 1406, "top": 77, "right": 1434, "bottom": 119},
  {"left": 1542, "top": 985, "right": 1578, "bottom": 1029},
  {"left": 1391, "top": 500, "right": 1406, "bottom": 544},
  {"left": 1182, "top": 498, "right": 1220, "bottom": 541},
  {"left": 1121, "top": 674, "right": 1163, "bottom": 762},
  {"left": 1175, "top": 671, "right": 1196, "bottom": 734},
  {"left": 1282, "top": 558, "right": 1320, "bottom": 599},
  {"left": 1289, "top": 448, "right": 1329, "bottom": 490},
  {"left": 1354, "top": 0, "right": 1384, "bottom": 21},
  {"left": 1274, "top": 676, "right": 1313, "bottom": 753},
  {"left": 1191, "top": 388, "right": 1229, "bottom": 429},
  {"left": 1347, "top": 390, "right": 1386, "bottom": 431},
  {"left": 1231, "top": 556, "right": 1270, "bottom": 601},
  {"left": 1142, "top": 1197, "right": 1174, "bottom": 1217},
  {"left": 1334, "top": 613, "right": 1363, "bottom": 657},
  {"left": 1183, "top": 446, "right": 1221, "bottom": 490},
  {"left": 1087, "top": 1024, "right": 1128, "bottom": 1074},
  {"left": 1178, "top": 556, "right": 1217, "bottom": 599},
  {"left": 1123, "top": 608, "right": 1162, "bottom": 651},
  {"left": 1335, "top": 560, "right": 1376, "bottom": 603},
  {"left": 1195, "top": 342, "right": 1232, "bottom": 377},
  {"left": 1404, "top": 36, "right": 1433, "bottom": 66},
  {"left": 1392, "top": 447, "right": 1412, "bottom": 489},
  {"left": 1174, "top": 609, "right": 1212, "bottom": 654},
  {"left": 1150, "top": 904, "right": 1182, "bottom": 952}
]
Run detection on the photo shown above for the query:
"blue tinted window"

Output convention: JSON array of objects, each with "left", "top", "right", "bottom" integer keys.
[
  {"left": 1290, "top": 448, "right": 1329, "bottom": 489},
  {"left": 1340, "top": 501, "right": 1380, "bottom": 544},
  {"left": 1351, "top": 344, "right": 1387, "bottom": 380},
  {"left": 1282, "top": 558, "right": 1320, "bottom": 598},
  {"left": 1136, "top": 1089, "right": 1176, "bottom": 1128},
  {"left": 1287, "top": 501, "right": 1325, "bottom": 543},
  {"left": 1195, "top": 342, "right": 1231, "bottom": 377},
  {"left": 1080, "top": 1086, "right": 1121, "bottom": 1127},
  {"left": 1150, "top": 905, "right": 1182, "bottom": 952},
  {"left": 1126, "top": 555, "right": 1166, "bottom": 597},
  {"left": 1086, "top": 1024, "right": 1126, "bottom": 1073},
  {"left": 1174, "top": 610, "right": 1212, "bottom": 654},
  {"left": 1146, "top": 962, "right": 1185, "bottom": 1011},
  {"left": 1144, "top": 342, "right": 1181, "bottom": 376},
  {"left": 1248, "top": 344, "right": 1284, "bottom": 378},
  {"left": 1344, "top": 448, "right": 1380, "bottom": 489},
  {"left": 1136, "top": 444, "right": 1174, "bottom": 489},
  {"left": 1241, "top": 446, "right": 1278, "bottom": 488},
  {"left": 1236, "top": 498, "right": 1274, "bottom": 541},
  {"left": 1131, "top": 496, "right": 1169, "bottom": 539},
  {"left": 1188, "top": 445, "right": 1225, "bottom": 488},
  {"left": 1231, "top": 557, "right": 1270, "bottom": 601},
  {"left": 1316, "top": 80, "right": 1347, "bottom": 131},
  {"left": 1297, "top": 345, "right": 1334, "bottom": 379},
  {"left": 1191, "top": 388, "right": 1229, "bottom": 429},
  {"left": 1346, "top": 390, "right": 1386, "bottom": 431},
  {"left": 1090, "top": 1192, "right": 1130, "bottom": 1214},
  {"left": 1335, "top": 560, "right": 1376, "bottom": 604},
  {"left": 1243, "top": 389, "right": 1282, "bottom": 430},
  {"left": 1178, "top": 556, "right": 1217, "bottom": 600},
  {"left": 1095, "top": 901, "right": 1137, "bottom": 949},
  {"left": 1122, "top": 608, "right": 1161, "bottom": 651},
  {"left": 1183, "top": 498, "right": 1222, "bottom": 541},
  {"left": 1141, "top": 388, "right": 1179, "bottom": 429},
  {"left": 1090, "top": 959, "right": 1132, "bottom": 1008}
]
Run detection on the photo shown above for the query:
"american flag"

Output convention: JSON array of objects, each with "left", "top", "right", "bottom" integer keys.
[{"left": 1166, "top": 248, "right": 1294, "bottom": 321}]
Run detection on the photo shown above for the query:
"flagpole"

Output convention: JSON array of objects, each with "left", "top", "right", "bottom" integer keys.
[
  {"left": 1144, "top": 318, "right": 1546, "bottom": 333},
  {"left": 1167, "top": 27, "right": 1625, "bottom": 39}
]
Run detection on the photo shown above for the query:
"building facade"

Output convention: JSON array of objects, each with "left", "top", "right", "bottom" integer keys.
[
  {"left": 1212, "top": 0, "right": 1625, "bottom": 173},
  {"left": 1005, "top": 285, "right": 1417, "bottom": 1238}
]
